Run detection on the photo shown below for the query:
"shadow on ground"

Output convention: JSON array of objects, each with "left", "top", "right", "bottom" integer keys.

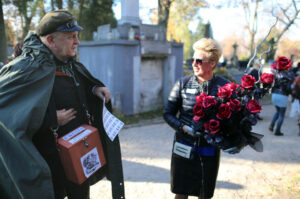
[{"left": 123, "top": 160, "right": 244, "bottom": 190}]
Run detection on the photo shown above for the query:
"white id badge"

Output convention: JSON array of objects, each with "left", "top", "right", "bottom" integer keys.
[{"left": 173, "top": 142, "right": 192, "bottom": 159}]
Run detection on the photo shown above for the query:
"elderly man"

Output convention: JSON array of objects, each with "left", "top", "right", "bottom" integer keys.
[{"left": 0, "top": 10, "right": 124, "bottom": 199}]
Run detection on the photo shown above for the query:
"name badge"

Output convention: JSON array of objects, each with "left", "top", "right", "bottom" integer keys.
[
  {"left": 173, "top": 142, "right": 192, "bottom": 159},
  {"left": 186, "top": 88, "right": 197, "bottom": 94}
]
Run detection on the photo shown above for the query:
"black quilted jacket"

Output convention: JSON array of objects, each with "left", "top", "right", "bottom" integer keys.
[
  {"left": 272, "top": 70, "right": 295, "bottom": 96},
  {"left": 163, "top": 75, "right": 230, "bottom": 144}
]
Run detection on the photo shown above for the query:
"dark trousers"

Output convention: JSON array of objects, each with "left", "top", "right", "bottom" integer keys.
[
  {"left": 43, "top": 152, "right": 90, "bottom": 199},
  {"left": 271, "top": 106, "right": 287, "bottom": 132}
]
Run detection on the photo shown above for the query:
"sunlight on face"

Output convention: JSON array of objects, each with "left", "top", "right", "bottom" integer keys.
[
  {"left": 192, "top": 50, "right": 214, "bottom": 79},
  {"left": 52, "top": 31, "right": 80, "bottom": 61}
]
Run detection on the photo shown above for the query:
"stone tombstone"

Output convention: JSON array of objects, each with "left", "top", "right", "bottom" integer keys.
[
  {"left": 231, "top": 43, "right": 240, "bottom": 69},
  {"left": 119, "top": 0, "right": 141, "bottom": 26},
  {"left": 116, "top": 23, "right": 131, "bottom": 40},
  {"left": 97, "top": 24, "right": 111, "bottom": 40},
  {"left": 140, "top": 58, "right": 164, "bottom": 112},
  {"left": 140, "top": 24, "right": 166, "bottom": 41}
]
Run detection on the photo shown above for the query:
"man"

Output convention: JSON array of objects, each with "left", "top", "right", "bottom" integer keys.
[{"left": 0, "top": 10, "right": 124, "bottom": 199}]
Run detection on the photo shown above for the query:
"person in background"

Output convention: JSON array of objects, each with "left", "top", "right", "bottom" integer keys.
[
  {"left": 291, "top": 74, "right": 300, "bottom": 136},
  {"left": 164, "top": 38, "right": 230, "bottom": 199},
  {"left": 0, "top": 10, "right": 124, "bottom": 199},
  {"left": 12, "top": 41, "right": 24, "bottom": 58},
  {"left": 269, "top": 56, "right": 295, "bottom": 136},
  {"left": 246, "top": 60, "right": 263, "bottom": 120}
]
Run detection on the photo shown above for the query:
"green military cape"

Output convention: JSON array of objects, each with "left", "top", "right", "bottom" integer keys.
[{"left": 0, "top": 32, "right": 124, "bottom": 199}]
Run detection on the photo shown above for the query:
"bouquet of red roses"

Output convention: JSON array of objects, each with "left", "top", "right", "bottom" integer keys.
[{"left": 191, "top": 72, "right": 275, "bottom": 153}]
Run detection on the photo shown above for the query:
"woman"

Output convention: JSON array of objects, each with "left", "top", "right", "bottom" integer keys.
[
  {"left": 163, "top": 38, "right": 230, "bottom": 199},
  {"left": 269, "top": 56, "right": 295, "bottom": 136}
]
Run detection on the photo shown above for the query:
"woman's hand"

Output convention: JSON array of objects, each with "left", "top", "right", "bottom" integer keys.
[
  {"left": 182, "top": 125, "right": 195, "bottom": 136},
  {"left": 56, "top": 108, "right": 77, "bottom": 126}
]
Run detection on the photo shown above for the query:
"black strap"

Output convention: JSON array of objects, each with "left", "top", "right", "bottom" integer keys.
[
  {"left": 47, "top": 92, "right": 59, "bottom": 147},
  {"left": 71, "top": 64, "right": 92, "bottom": 125}
]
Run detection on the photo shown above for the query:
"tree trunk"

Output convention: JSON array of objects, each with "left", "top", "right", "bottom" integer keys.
[
  {"left": 0, "top": 0, "right": 8, "bottom": 64},
  {"left": 56, "top": 0, "right": 63, "bottom": 9},
  {"left": 22, "top": 16, "right": 32, "bottom": 39},
  {"left": 68, "top": 0, "right": 74, "bottom": 10},
  {"left": 248, "top": 0, "right": 259, "bottom": 58},
  {"left": 51, "top": 0, "right": 55, "bottom": 11},
  {"left": 158, "top": 0, "right": 172, "bottom": 36},
  {"left": 78, "top": 0, "right": 86, "bottom": 27}
]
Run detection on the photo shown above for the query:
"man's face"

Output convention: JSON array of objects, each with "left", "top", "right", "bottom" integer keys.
[
  {"left": 192, "top": 50, "right": 215, "bottom": 78},
  {"left": 51, "top": 31, "right": 80, "bottom": 61}
]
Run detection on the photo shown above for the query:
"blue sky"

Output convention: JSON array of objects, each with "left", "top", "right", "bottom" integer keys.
[{"left": 113, "top": 0, "right": 299, "bottom": 42}]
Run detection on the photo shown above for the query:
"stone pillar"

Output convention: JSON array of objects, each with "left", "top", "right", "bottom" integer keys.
[{"left": 119, "top": 0, "right": 141, "bottom": 26}]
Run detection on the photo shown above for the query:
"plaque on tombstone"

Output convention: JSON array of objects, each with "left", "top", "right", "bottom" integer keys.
[{"left": 97, "top": 24, "right": 111, "bottom": 40}]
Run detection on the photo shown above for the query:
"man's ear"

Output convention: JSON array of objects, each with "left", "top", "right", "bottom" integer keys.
[{"left": 45, "top": 34, "right": 56, "bottom": 48}]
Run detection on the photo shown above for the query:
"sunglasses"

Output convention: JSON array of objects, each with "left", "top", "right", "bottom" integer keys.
[{"left": 193, "top": 58, "right": 210, "bottom": 65}]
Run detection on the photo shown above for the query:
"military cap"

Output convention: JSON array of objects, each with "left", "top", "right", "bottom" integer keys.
[{"left": 36, "top": 10, "right": 83, "bottom": 36}]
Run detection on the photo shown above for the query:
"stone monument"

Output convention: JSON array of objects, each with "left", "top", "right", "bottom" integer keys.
[
  {"left": 80, "top": 0, "right": 183, "bottom": 114},
  {"left": 118, "top": 0, "right": 141, "bottom": 27}
]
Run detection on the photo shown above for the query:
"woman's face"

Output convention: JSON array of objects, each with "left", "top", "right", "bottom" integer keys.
[{"left": 192, "top": 50, "right": 216, "bottom": 78}]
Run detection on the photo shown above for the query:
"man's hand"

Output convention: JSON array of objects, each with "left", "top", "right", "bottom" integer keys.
[
  {"left": 94, "top": 86, "right": 111, "bottom": 103},
  {"left": 56, "top": 109, "right": 77, "bottom": 126}
]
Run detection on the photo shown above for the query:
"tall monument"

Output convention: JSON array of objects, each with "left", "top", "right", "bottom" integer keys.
[{"left": 119, "top": 0, "right": 141, "bottom": 26}]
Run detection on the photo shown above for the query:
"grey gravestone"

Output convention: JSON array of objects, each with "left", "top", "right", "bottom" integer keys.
[{"left": 97, "top": 24, "right": 111, "bottom": 40}]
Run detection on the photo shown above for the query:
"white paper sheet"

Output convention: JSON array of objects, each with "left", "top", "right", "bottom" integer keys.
[{"left": 102, "top": 98, "right": 124, "bottom": 141}]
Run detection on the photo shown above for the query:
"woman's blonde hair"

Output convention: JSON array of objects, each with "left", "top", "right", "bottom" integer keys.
[{"left": 193, "top": 38, "right": 222, "bottom": 65}]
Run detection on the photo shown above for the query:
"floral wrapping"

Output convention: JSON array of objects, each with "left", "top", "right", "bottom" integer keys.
[{"left": 191, "top": 72, "right": 275, "bottom": 153}]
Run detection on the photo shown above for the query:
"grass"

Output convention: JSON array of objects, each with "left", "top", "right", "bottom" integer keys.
[
  {"left": 114, "top": 107, "right": 164, "bottom": 125},
  {"left": 286, "top": 171, "right": 300, "bottom": 195},
  {"left": 269, "top": 169, "right": 300, "bottom": 198}
]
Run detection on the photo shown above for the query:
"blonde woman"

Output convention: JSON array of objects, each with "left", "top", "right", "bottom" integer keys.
[{"left": 164, "top": 38, "right": 230, "bottom": 199}]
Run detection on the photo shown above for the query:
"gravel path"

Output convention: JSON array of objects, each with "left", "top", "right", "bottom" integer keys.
[{"left": 90, "top": 104, "right": 300, "bottom": 199}]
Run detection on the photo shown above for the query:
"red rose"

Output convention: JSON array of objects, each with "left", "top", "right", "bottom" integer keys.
[
  {"left": 260, "top": 73, "right": 274, "bottom": 85},
  {"left": 193, "top": 103, "right": 205, "bottom": 118},
  {"left": 229, "top": 99, "right": 242, "bottom": 111},
  {"left": 271, "top": 56, "right": 292, "bottom": 71},
  {"left": 204, "top": 119, "right": 220, "bottom": 134},
  {"left": 216, "top": 103, "right": 232, "bottom": 120},
  {"left": 246, "top": 99, "right": 262, "bottom": 113},
  {"left": 202, "top": 96, "right": 217, "bottom": 109},
  {"left": 196, "top": 92, "right": 208, "bottom": 103},
  {"left": 217, "top": 86, "right": 233, "bottom": 98},
  {"left": 241, "top": 75, "right": 256, "bottom": 89},
  {"left": 224, "top": 82, "right": 239, "bottom": 91}
]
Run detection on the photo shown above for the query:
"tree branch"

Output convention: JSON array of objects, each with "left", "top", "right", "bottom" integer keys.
[{"left": 246, "top": 18, "right": 278, "bottom": 71}]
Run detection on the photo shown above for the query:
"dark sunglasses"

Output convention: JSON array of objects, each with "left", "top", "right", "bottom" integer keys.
[{"left": 193, "top": 58, "right": 210, "bottom": 65}]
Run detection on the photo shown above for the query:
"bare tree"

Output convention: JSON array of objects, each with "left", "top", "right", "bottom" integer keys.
[
  {"left": 158, "top": 0, "right": 173, "bottom": 34},
  {"left": 269, "top": 0, "right": 300, "bottom": 59},
  {"left": 242, "top": 0, "right": 261, "bottom": 58},
  {"left": 12, "top": 0, "right": 44, "bottom": 39}
]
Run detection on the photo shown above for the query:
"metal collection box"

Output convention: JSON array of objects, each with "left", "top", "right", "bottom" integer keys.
[{"left": 58, "top": 125, "right": 106, "bottom": 184}]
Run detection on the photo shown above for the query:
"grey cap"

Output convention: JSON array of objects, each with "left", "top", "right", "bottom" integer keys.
[{"left": 36, "top": 10, "right": 83, "bottom": 36}]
